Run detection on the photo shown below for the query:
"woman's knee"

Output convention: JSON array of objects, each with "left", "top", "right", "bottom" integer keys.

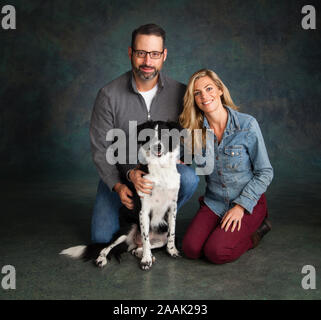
[
  {"left": 182, "top": 236, "right": 203, "bottom": 259},
  {"left": 203, "top": 241, "right": 235, "bottom": 265}
]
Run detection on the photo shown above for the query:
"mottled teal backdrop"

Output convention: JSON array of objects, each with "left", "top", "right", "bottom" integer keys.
[{"left": 1, "top": 0, "right": 320, "bottom": 187}]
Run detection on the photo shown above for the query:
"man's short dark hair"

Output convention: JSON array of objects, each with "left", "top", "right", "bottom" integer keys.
[{"left": 131, "top": 24, "right": 166, "bottom": 49}]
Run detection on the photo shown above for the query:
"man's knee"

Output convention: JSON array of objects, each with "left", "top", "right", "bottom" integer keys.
[
  {"left": 178, "top": 165, "right": 199, "bottom": 193},
  {"left": 91, "top": 179, "right": 121, "bottom": 244}
]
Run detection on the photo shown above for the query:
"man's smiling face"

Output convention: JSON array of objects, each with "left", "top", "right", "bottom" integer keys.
[{"left": 129, "top": 34, "right": 167, "bottom": 81}]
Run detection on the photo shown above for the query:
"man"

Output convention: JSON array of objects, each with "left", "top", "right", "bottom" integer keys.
[{"left": 90, "top": 24, "right": 199, "bottom": 243}]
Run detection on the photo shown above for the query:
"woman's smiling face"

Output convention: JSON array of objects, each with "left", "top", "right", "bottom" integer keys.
[{"left": 193, "top": 76, "right": 223, "bottom": 114}]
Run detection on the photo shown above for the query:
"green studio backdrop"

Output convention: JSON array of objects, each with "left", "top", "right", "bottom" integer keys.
[{"left": 0, "top": 0, "right": 320, "bottom": 188}]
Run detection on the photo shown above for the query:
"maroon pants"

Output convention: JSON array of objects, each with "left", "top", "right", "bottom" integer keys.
[{"left": 182, "top": 194, "right": 268, "bottom": 264}]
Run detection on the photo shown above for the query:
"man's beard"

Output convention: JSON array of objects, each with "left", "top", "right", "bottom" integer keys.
[{"left": 132, "top": 63, "right": 159, "bottom": 81}]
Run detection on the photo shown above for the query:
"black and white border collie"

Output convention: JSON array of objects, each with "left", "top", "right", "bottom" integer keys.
[{"left": 60, "top": 121, "right": 182, "bottom": 270}]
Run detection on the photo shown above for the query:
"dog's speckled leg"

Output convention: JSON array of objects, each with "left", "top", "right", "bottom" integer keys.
[
  {"left": 95, "top": 235, "right": 127, "bottom": 268},
  {"left": 139, "top": 201, "right": 153, "bottom": 270},
  {"left": 166, "top": 195, "right": 181, "bottom": 258}
]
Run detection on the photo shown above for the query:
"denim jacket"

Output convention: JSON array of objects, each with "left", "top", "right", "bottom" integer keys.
[{"left": 199, "top": 106, "right": 273, "bottom": 217}]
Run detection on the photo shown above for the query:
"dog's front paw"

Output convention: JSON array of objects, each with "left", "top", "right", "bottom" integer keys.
[
  {"left": 132, "top": 248, "right": 156, "bottom": 263},
  {"left": 167, "top": 246, "right": 181, "bottom": 258},
  {"left": 95, "top": 255, "right": 107, "bottom": 268},
  {"left": 132, "top": 247, "right": 143, "bottom": 259},
  {"left": 140, "top": 256, "right": 153, "bottom": 271}
]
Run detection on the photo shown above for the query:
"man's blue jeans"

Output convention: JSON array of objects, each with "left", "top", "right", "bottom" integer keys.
[{"left": 91, "top": 164, "right": 199, "bottom": 243}]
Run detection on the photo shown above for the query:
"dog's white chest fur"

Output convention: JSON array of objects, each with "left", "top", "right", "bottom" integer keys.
[
  {"left": 147, "top": 163, "right": 180, "bottom": 191},
  {"left": 138, "top": 151, "right": 180, "bottom": 198},
  {"left": 142, "top": 164, "right": 180, "bottom": 229},
  {"left": 136, "top": 147, "right": 181, "bottom": 270}
]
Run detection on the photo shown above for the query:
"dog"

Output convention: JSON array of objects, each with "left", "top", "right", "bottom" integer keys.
[{"left": 60, "top": 120, "right": 182, "bottom": 270}]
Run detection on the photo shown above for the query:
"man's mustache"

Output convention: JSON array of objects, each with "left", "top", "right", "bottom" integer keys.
[{"left": 139, "top": 65, "right": 156, "bottom": 71}]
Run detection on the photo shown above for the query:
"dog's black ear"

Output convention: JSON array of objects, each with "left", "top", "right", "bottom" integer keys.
[
  {"left": 137, "top": 120, "right": 155, "bottom": 135},
  {"left": 166, "top": 120, "right": 183, "bottom": 131},
  {"left": 137, "top": 120, "right": 156, "bottom": 146}
]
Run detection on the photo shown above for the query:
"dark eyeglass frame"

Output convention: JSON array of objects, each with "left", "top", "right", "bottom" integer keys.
[{"left": 132, "top": 48, "right": 164, "bottom": 59}]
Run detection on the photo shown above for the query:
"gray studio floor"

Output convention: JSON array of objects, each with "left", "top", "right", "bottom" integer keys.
[{"left": 0, "top": 171, "right": 320, "bottom": 300}]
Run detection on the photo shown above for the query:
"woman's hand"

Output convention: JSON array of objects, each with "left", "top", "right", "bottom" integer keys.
[
  {"left": 129, "top": 169, "right": 153, "bottom": 196},
  {"left": 221, "top": 204, "right": 245, "bottom": 232}
]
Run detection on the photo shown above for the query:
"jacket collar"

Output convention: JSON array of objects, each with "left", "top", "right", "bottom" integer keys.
[{"left": 203, "top": 105, "right": 240, "bottom": 133}]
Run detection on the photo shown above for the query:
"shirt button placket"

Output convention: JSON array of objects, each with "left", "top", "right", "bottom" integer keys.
[{"left": 219, "top": 144, "right": 228, "bottom": 206}]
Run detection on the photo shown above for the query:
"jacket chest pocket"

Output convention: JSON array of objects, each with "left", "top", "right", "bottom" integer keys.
[{"left": 223, "top": 145, "right": 243, "bottom": 170}]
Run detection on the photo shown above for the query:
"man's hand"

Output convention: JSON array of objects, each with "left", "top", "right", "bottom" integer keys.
[
  {"left": 129, "top": 169, "right": 153, "bottom": 196},
  {"left": 221, "top": 204, "right": 245, "bottom": 232},
  {"left": 114, "top": 183, "right": 134, "bottom": 210}
]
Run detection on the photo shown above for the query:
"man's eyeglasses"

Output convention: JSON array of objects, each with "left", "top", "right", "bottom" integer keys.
[{"left": 132, "top": 49, "right": 164, "bottom": 59}]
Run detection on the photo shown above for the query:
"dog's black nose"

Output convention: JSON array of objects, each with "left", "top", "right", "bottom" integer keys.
[
  {"left": 152, "top": 143, "right": 163, "bottom": 156},
  {"left": 153, "top": 143, "right": 162, "bottom": 151}
]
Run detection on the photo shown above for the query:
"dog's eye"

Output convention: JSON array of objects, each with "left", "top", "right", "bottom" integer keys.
[{"left": 144, "top": 136, "right": 151, "bottom": 144}]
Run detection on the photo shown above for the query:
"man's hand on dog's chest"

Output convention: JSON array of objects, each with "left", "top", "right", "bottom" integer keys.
[{"left": 129, "top": 169, "right": 154, "bottom": 196}]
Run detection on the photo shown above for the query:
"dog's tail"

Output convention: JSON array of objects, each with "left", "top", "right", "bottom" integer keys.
[
  {"left": 60, "top": 245, "right": 87, "bottom": 259},
  {"left": 60, "top": 243, "right": 107, "bottom": 261}
]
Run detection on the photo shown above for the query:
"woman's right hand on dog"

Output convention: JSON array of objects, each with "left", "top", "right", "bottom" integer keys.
[
  {"left": 114, "top": 183, "right": 134, "bottom": 210},
  {"left": 129, "top": 169, "right": 153, "bottom": 196}
]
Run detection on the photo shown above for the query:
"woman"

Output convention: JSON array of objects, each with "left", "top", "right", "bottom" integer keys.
[{"left": 180, "top": 69, "right": 273, "bottom": 264}]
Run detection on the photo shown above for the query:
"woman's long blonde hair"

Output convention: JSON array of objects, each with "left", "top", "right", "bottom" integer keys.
[{"left": 179, "top": 69, "right": 238, "bottom": 153}]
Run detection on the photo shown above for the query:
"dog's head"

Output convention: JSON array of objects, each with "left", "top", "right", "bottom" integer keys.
[{"left": 137, "top": 121, "right": 182, "bottom": 164}]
